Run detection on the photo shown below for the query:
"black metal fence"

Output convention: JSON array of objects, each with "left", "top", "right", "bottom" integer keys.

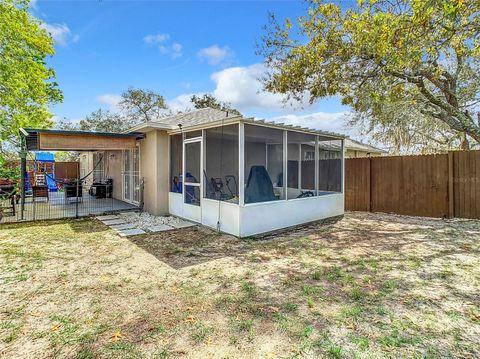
[{"left": 0, "top": 176, "right": 142, "bottom": 224}]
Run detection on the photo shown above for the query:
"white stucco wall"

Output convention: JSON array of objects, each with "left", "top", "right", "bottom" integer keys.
[{"left": 140, "top": 130, "right": 169, "bottom": 215}]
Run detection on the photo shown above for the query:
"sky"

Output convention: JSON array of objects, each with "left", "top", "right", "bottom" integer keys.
[{"left": 32, "top": 0, "right": 363, "bottom": 139}]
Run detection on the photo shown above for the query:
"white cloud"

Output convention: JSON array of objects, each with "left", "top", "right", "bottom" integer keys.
[
  {"left": 41, "top": 22, "right": 79, "bottom": 47},
  {"left": 96, "top": 94, "right": 122, "bottom": 111},
  {"left": 144, "top": 33, "right": 182, "bottom": 59},
  {"left": 211, "top": 63, "right": 302, "bottom": 112},
  {"left": 143, "top": 33, "right": 170, "bottom": 45},
  {"left": 197, "top": 45, "right": 234, "bottom": 65}
]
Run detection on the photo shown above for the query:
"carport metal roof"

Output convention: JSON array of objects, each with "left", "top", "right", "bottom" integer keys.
[{"left": 20, "top": 128, "right": 145, "bottom": 151}]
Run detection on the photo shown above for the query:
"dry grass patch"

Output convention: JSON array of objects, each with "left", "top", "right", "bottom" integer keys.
[{"left": 1, "top": 212, "right": 479, "bottom": 358}]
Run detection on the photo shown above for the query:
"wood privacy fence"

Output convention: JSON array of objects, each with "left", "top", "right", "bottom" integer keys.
[
  {"left": 23, "top": 161, "right": 80, "bottom": 179},
  {"left": 55, "top": 162, "right": 80, "bottom": 179},
  {"left": 345, "top": 150, "right": 480, "bottom": 219}
]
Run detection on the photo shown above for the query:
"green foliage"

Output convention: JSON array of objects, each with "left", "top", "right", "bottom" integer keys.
[
  {"left": 57, "top": 109, "right": 135, "bottom": 133},
  {"left": 260, "top": 0, "right": 480, "bottom": 150},
  {"left": 54, "top": 151, "right": 79, "bottom": 162},
  {"left": 190, "top": 94, "right": 242, "bottom": 116},
  {"left": 119, "top": 87, "right": 168, "bottom": 123},
  {"left": 0, "top": 0, "right": 62, "bottom": 150},
  {"left": 0, "top": 157, "right": 20, "bottom": 182},
  {"left": 57, "top": 88, "right": 169, "bottom": 135}
]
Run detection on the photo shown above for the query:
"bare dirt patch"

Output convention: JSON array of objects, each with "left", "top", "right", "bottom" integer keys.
[{"left": 1, "top": 212, "right": 479, "bottom": 358}]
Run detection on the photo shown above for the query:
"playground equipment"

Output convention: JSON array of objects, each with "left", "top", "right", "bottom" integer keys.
[
  {"left": 25, "top": 152, "right": 58, "bottom": 201},
  {"left": 33, "top": 152, "right": 57, "bottom": 192}
]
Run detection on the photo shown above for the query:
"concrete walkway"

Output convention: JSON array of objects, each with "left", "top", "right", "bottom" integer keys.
[{"left": 96, "top": 215, "right": 195, "bottom": 237}]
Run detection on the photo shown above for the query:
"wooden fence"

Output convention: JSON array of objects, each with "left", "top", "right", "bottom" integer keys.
[
  {"left": 55, "top": 162, "right": 80, "bottom": 179},
  {"left": 24, "top": 160, "right": 79, "bottom": 179},
  {"left": 345, "top": 150, "right": 480, "bottom": 219}
]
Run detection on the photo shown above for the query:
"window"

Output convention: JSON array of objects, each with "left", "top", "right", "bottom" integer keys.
[
  {"left": 318, "top": 139, "right": 342, "bottom": 193},
  {"left": 170, "top": 134, "right": 182, "bottom": 193},
  {"left": 287, "top": 132, "right": 316, "bottom": 199},
  {"left": 204, "top": 124, "right": 239, "bottom": 203},
  {"left": 244, "top": 124, "right": 284, "bottom": 203}
]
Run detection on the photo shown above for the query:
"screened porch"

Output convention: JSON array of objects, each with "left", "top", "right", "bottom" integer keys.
[{"left": 168, "top": 120, "right": 344, "bottom": 237}]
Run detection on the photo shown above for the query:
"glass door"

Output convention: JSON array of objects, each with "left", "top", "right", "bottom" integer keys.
[
  {"left": 123, "top": 150, "right": 132, "bottom": 202},
  {"left": 123, "top": 147, "right": 140, "bottom": 205},
  {"left": 183, "top": 138, "right": 202, "bottom": 222},
  {"left": 132, "top": 147, "right": 140, "bottom": 204}
]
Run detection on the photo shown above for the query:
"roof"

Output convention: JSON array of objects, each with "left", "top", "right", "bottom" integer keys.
[
  {"left": 155, "top": 108, "right": 238, "bottom": 127},
  {"left": 20, "top": 128, "right": 145, "bottom": 151},
  {"left": 128, "top": 108, "right": 239, "bottom": 133},
  {"left": 128, "top": 107, "right": 345, "bottom": 139},
  {"left": 345, "top": 138, "right": 386, "bottom": 154},
  {"left": 35, "top": 152, "right": 55, "bottom": 162}
]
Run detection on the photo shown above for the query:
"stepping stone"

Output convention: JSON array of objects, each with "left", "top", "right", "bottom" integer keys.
[
  {"left": 110, "top": 223, "right": 137, "bottom": 230},
  {"left": 171, "top": 220, "right": 195, "bottom": 229},
  {"left": 117, "top": 228, "right": 146, "bottom": 237},
  {"left": 97, "top": 215, "right": 120, "bottom": 221},
  {"left": 149, "top": 224, "right": 174, "bottom": 232},
  {"left": 121, "top": 212, "right": 138, "bottom": 217},
  {"left": 102, "top": 219, "right": 126, "bottom": 226}
]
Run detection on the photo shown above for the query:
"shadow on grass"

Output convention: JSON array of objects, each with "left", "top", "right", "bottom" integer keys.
[
  {"left": 68, "top": 218, "right": 111, "bottom": 233},
  {"left": 127, "top": 227, "right": 252, "bottom": 269},
  {"left": 0, "top": 217, "right": 111, "bottom": 234}
]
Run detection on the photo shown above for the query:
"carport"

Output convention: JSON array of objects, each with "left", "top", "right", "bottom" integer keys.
[{"left": 2, "top": 128, "right": 146, "bottom": 223}]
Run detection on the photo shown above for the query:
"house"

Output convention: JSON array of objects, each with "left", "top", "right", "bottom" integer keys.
[
  {"left": 21, "top": 108, "right": 345, "bottom": 236},
  {"left": 344, "top": 138, "right": 386, "bottom": 158}
]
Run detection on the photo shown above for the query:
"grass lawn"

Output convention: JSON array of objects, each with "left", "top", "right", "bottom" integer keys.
[{"left": 0, "top": 212, "right": 479, "bottom": 359}]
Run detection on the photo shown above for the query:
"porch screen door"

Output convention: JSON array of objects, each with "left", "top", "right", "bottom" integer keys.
[{"left": 183, "top": 138, "right": 202, "bottom": 222}]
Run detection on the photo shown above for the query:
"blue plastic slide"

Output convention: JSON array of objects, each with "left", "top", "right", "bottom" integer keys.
[{"left": 46, "top": 174, "right": 58, "bottom": 192}]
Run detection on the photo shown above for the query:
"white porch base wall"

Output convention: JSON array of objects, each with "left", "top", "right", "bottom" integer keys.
[
  {"left": 168, "top": 193, "right": 241, "bottom": 236},
  {"left": 238, "top": 193, "right": 344, "bottom": 237},
  {"left": 168, "top": 192, "right": 183, "bottom": 218},
  {"left": 168, "top": 192, "right": 343, "bottom": 237},
  {"left": 201, "top": 198, "right": 240, "bottom": 236}
]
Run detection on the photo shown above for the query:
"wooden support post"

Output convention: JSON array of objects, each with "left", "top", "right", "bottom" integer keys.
[{"left": 447, "top": 151, "right": 454, "bottom": 219}]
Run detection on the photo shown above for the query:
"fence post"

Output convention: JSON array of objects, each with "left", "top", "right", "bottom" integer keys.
[
  {"left": 75, "top": 175, "right": 79, "bottom": 219},
  {"left": 19, "top": 149, "right": 26, "bottom": 220},
  {"left": 447, "top": 151, "right": 454, "bottom": 219}
]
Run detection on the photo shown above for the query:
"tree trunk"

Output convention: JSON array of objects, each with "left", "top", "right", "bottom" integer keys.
[{"left": 460, "top": 133, "right": 470, "bottom": 150}]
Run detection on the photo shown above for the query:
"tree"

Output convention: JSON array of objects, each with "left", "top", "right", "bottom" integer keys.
[
  {"left": 0, "top": 0, "right": 62, "bottom": 154},
  {"left": 119, "top": 87, "right": 168, "bottom": 123},
  {"left": 348, "top": 101, "right": 469, "bottom": 154},
  {"left": 259, "top": 0, "right": 480, "bottom": 150},
  {"left": 190, "top": 94, "right": 242, "bottom": 116},
  {"left": 59, "top": 109, "right": 135, "bottom": 133}
]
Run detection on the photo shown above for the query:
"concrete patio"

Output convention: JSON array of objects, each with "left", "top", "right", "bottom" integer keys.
[{"left": 0, "top": 191, "right": 138, "bottom": 223}]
